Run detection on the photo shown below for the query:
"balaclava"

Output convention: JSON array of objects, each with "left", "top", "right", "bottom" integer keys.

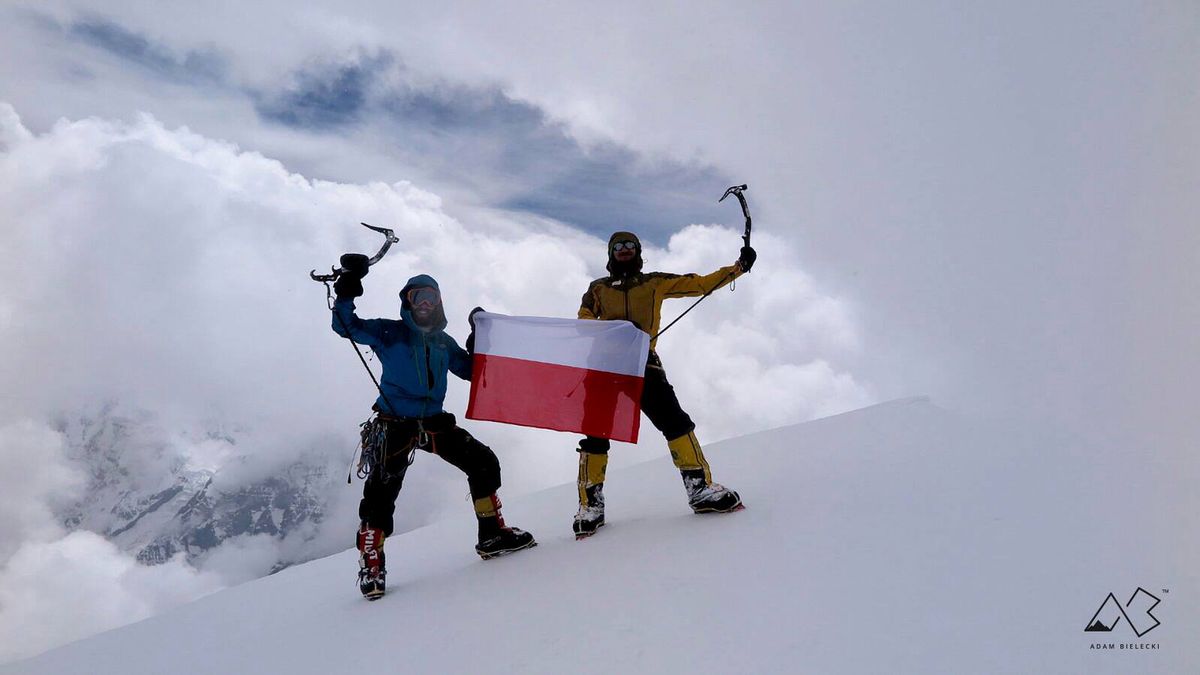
[
  {"left": 398, "top": 274, "right": 448, "bottom": 333},
  {"left": 605, "top": 231, "right": 643, "bottom": 277}
]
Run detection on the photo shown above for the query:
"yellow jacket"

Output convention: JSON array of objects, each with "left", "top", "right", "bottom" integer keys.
[{"left": 578, "top": 264, "right": 743, "bottom": 350}]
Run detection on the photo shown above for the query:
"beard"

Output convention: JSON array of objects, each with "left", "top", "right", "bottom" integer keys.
[
  {"left": 607, "top": 255, "right": 643, "bottom": 277},
  {"left": 411, "top": 305, "right": 439, "bottom": 329}
]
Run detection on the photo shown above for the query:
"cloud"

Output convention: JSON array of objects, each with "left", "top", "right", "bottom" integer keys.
[
  {"left": 0, "top": 421, "right": 82, "bottom": 563},
  {"left": 255, "top": 51, "right": 389, "bottom": 130},
  {"left": 651, "top": 225, "right": 872, "bottom": 440},
  {"left": 0, "top": 416, "right": 223, "bottom": 665},
  {"left": 252, "top": 47, "right": 732, "bottom": 242},
  {"left": 67, "top": 15, "right": 227, "bottom": 85},
  {"left": 0, "top": 531, "right": 222, "bottom": 663},
  {"left": 194, "top": 533, "right": 289, "bottom": 584},
  {"left": 21, "top": 9, "right": 733, "bottom": 244}
]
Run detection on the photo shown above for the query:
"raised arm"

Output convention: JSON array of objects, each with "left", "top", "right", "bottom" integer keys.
[
  {"left": 329, "top": 253, "right": 387, "bottom": 347},
  {"left": 653, "top": 263, "right": 744, "bottom": 298},
  {"left": 331, "top": 298, "right": 388, "bottom": 348}
]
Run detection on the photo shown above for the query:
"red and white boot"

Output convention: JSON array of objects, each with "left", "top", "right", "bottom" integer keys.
[{"left": 356, "top": 524, "right": 386, "bottom": 600}]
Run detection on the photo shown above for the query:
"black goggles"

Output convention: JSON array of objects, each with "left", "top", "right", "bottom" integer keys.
[{"left": 611, "top": 240, "right": 639, "bottom": 252}]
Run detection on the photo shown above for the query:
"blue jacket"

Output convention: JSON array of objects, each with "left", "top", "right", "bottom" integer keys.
[{"left": 332, "top": 274, "right": 472, "bottom": 417}]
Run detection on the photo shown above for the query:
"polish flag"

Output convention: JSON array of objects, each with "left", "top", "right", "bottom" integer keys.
[{"left": 466, "top": 313, "right": 650, "bottom": 442}]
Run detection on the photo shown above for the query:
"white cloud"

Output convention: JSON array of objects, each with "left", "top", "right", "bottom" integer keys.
[
  {"left": 651, "top": 225, "right": 872, "bottom": 442},
  {"left": 0, "top": 421, "right": 82, "bottom": 563},
  {"left": 0, "top": 416, "right": 226, "bottom": 665},
  {"left": 194, "top": 533, "right": 284, "bottom": 585},
  {"left": 0, "top": 531, "right": 222, "bottom": 663}
]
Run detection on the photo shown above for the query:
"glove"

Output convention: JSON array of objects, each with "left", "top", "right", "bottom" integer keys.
[
  {"left": 738, "top": 245, "right": 757, "bottom": 272},
  {"left": 339, "top": 253, "right": 370, "bottom": 278},
  {"left": 333, "top": 275, "right": 363, "bottom": 299},
  {"left": 333, "top": 253, "right": 370, "bottom": 299},
  {"left": 466, "top": 307, "right": 485, "bottom": 355}
]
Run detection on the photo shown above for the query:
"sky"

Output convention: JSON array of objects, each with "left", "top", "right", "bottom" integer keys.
[{"left": 0, "top": 0, "right": 1197, "bottom": 662}]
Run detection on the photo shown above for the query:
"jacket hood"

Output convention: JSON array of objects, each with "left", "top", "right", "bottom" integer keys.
[
  {"left": 606, "top": 231, "right": 643, "bottom": 276},
  {"left": 399, "top": 274, "right": 447, "bottom": 333}
]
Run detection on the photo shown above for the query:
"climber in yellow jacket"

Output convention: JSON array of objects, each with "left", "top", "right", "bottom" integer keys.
[{"left": 572, "top": 230, "right": 757, "bottom": 537}]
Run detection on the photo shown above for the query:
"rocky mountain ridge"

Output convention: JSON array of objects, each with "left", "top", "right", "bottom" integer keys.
[{"left": 52, "top": 403, "right": 331, "bottom": 570}]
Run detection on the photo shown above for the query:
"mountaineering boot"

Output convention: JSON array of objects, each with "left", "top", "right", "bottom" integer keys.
[
  {"left": 473, "top": 494, "right": 537, "bottom": 560},
  {"left": 356, "top": 524, "right": 387, "bottom": 600},
  {"left": 667, "top": 431, "right": 742, "bottom": 512},
  {"left": 574, "top": 450, "right": 608, "bottom": 539},
  {"left": 476, "top": 526, "right": 536, "bottom": 560},
  {"left": 573, "top": 484, "right": 605, "bottom": 539},
  {"left": 681, "top": 469, "right": 744, "bottom": 514},
  {"left": 667, "top": 430, "right": 713, "bottom": 482}
]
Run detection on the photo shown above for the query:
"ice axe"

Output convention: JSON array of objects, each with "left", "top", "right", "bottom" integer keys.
[
  {"left": 310, "top": 222, "right": 399, "bottom": 282},
  {"left": 651, "top": 183, "right": 754, "bottom": 342},
  {"left": 719, "top": 184, "right": 752, "bottom": 249}
]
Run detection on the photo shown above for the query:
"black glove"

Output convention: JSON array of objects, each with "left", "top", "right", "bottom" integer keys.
[
  {"left": 468, "top": 307, "right": 485, "bottom": 330},
  {"left": 738, "top": 245, "right": 757, "bottom": 273},
  {"left": 333, "top": 275, "right": 363, "bottom": 299},
  {"left": 333, "top": 253, "right": 370, "bottom": 299},
  {"left": 340, "top": 253, "right": 370, "bottom": 278},
  {"left": 466, "top": 307, "right": 485, "bottom": 355}
]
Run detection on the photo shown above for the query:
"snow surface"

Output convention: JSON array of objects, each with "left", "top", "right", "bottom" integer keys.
[{"left": 4, "top": 398, "right": 1194, "bottom": 674}]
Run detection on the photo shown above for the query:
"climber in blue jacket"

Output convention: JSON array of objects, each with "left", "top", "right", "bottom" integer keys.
[{"left": 331, "top": 254, "right": 535, "bottom": 600}]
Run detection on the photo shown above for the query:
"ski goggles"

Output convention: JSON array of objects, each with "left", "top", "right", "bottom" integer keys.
[
  {"left": 405, "top": 286, "right": 441, "bottom": 309},
  {"left": 611, "top": 240, "right": 639, "bottom": 252}
]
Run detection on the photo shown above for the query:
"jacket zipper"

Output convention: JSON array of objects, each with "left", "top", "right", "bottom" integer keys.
[
  {"left": 623, "top": 286, "right": 631, "bottom": 325},
  {"left": 424, "top": 342, "right": 434, "bottom": 392}
]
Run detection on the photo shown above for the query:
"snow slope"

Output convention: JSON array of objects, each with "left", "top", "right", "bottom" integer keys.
[{"left": 4, "top": 398, "right": 1195, "bottom": 674}]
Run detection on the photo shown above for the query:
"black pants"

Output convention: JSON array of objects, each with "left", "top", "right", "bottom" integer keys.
[
  {"left": 578, "top": 351, "right": 695, "bottom": 454},
  {"left": 359, "top": 412, "right": 501, "bottom": 536}
]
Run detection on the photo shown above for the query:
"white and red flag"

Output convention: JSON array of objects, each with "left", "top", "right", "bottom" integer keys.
[{"left": 466, "top": 312, "right": 650, "bottom": 442}]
